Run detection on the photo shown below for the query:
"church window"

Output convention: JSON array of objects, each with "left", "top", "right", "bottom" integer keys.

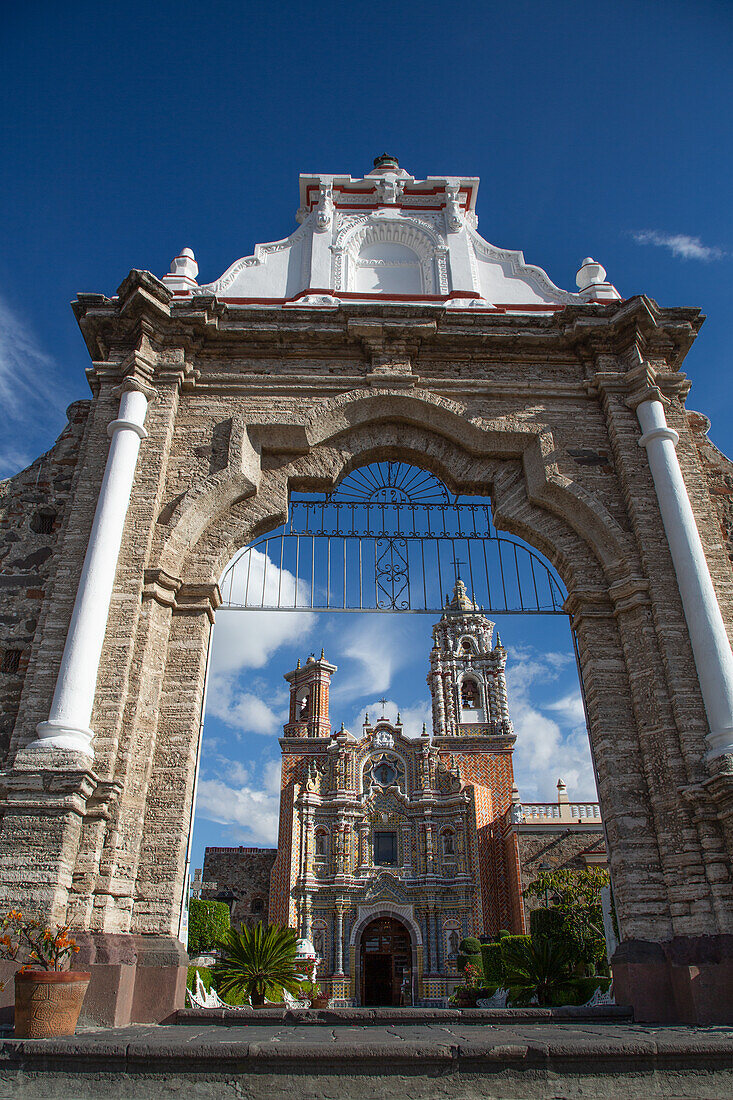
[
  {"left": 461, "top": 638, "right": 475, "bottom": 654},
  {"left": 315, "top": 829, "right": 328, "bottom": 858},
  {"left": 374, "top": 830, "right": 397, "bottom": 866},
  {"left": 461, "top": 678, "right": 480, "bottom": 708},
  {"left": 299, "top": 692, "right": 310, "bottom": 719}
]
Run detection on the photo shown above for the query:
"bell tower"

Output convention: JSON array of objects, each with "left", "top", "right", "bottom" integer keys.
[
  {"left": 283, "top": 651, "right": 337, "bottom": 738},
  {"left": 427, "top": 578, "right": 513, "bottom": 743}
]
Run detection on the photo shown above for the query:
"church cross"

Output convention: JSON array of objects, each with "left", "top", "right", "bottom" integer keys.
[
  {"left": 378, "top": 697, "right": 388, "bottom": 714},
  {"left": 451, "top": 554, "right": 465, "bottom": 581}
]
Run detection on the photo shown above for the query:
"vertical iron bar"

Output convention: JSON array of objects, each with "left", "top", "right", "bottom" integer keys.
[
  {"left": 436, "top": 539, "right": 444, "bottom": 607},
  {"left": 467, "top": 539, "right": 477, "bottom": 605},
  {"left": 498, "top": 539, "right": 508, "bottom": 610},
  {"left": 421, "top": 539, "right": 427, "bottom": 611},
  {"left": 244, "top": 548, "right": 253, "bottom": 607},
  {"left": 277, "top": 533, "right": 285, "bottom": 608},
  {"left": 310, "top": 537, "right": 315, "bottom": 609},
  {"left": 529, "top": 553, "right": 540, "bottom": 611},
  {"left": 343, "top": 538, "right": 347, "bottom": 609},
  {"left": 513, "top": 543, "right": 525, "bottom": 612},
  {"left": 481, "top": 537, "right": 492, "bottom": 610},
  {"left": 359, "top": 539, "right": 363, "bottom": 609},
  {"left": 327, "top": 537, "right": 331, "bottom": 609},
  {"left": 261, "top": 541, "right": 269, "bottom": 608},
  {"left": 294, "top": 536, "right": 300, "bottom": 608}
]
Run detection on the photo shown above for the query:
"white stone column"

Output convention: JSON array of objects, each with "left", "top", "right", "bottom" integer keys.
[
  {"left": 30, "top": 385, "right": 149, "bottom": 759},
  {"left": 637, "top": 397, "right": 733, "bottom": 759}
]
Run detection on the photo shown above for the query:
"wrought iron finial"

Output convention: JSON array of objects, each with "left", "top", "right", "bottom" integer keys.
[{"left": 378, "top": 697, "right": 388, "bottom": 715}]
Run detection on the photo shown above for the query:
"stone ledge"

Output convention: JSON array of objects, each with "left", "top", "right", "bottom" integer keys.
[{"left": 176, "top": 1004, "right": 634, "bottom": 1025}]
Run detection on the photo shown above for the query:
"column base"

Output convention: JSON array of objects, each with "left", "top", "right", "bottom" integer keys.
[
  {"left": 612, "top": 935, "right": 733, "bottom": 1024},
  {"left": 74, "top": 933, "right": 188, "bottom": 1026},
  {"left": 31, "top": 719, "right": 94, "bottom": 757}
]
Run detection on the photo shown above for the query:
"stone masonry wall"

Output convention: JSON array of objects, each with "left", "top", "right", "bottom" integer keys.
[
  {"left": 0, "top": 401, "right": 89, "bottom": 764},
  {"left": 516, "top": 828, "right": 606, "bottom": 918},
  {"left": 202, "top": 847, "right": 277, "bottom": 928}
]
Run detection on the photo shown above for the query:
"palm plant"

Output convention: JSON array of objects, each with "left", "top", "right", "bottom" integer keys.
[
  {"left": 502, "top": 936, "right": 575, "bottom": 1007},
  {"left": 215, "top": 923, "right": 302, "bottom": 1006}
]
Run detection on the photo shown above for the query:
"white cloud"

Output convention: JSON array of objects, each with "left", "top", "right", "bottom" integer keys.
[
  {"left": 0, "top": 295, "right": 71, "bottom": 478},
  {"left": 632, "top": 230, "right": 725, "bottom": 262},
  {"left": 211, "top": 549, "right": 315, "bottom": 675},
  {"left": 207, "top": 682, "right": 286, "bottom": 736},
  {"left": 196, "top": 758, "right": 281, "bottom": 847},
  {"left": 505, "top": 646, "right": 597, "bottom": 804},
  {"left": 328, "top": 615, "right": 419, "bottom": 702}
]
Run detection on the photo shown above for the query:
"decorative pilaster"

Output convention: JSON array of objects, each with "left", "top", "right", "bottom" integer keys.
[
  {"left": 633, "top": 390, "right": 733, "bottom": 759},
  {"left": 334, "top": 903, "right": 344, "bottom": 975},
  {"left": 30, "top": 380, "right": 152, "bottom": 759}
]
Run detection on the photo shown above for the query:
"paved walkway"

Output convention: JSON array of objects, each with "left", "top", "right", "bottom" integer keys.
[{"left": 0, "top": 1019, "right": 731, "bottom": 1099}]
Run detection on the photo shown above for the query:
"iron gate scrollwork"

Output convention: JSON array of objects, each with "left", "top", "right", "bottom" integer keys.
[{"left": 219, "top": 462, "right": 566, "bottom": 614}]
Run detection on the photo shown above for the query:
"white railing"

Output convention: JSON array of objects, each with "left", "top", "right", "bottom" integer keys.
[{"left": 520, "top": 802, "right": 602, "bottom": 823}]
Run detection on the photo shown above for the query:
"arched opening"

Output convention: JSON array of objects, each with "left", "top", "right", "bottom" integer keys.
[
  {"left": 186, "top": 453, "right": 601, "bottom": 1009},
  {"left": 359, "top": 916, "right": 412, "bottom": 1006}
]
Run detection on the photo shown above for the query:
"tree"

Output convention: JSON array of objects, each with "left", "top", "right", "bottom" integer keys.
[
  {"left": 187, "top": 899, "right": 230, "bottom": 955},
  {"left": 523, "top": 867, "right": 609, "bottom": 971},
  {"left": 215, "top": 923, "right": 302, "bottom": 1006},
  {"left": 502, "top": 935, "right": 575, "bottom": 1007}
]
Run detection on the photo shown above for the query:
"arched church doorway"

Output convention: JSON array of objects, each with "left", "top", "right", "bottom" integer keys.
[{"left": 359, "top": 917, "right": 412, "bottom": 1006}]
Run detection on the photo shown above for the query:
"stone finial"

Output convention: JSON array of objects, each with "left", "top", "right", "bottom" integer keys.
[
  {"left": 557, "top": 778, "right": 569, "bottom": 803},
  {"left": 373, "top": 153, "right": 399, "bottom": 171},
  {"left": 421, "top": 721, "right": 429, "bottom": 737},
  {"left": 364, "top": 712, "right": 369, "bottom": 725},
  {"left": 320, "top": 648, "right": 325, "bottom": 659},
  {"left": 296, "top": 658, "right": 301, "bottom": 669},
  {"left": 163, "top": 247, "right": 199, "bottom": 291},
  {"left": 396, "top": 712, "right": 402, "bottom": 725},
  {"left": 575, "top": 257, "right": 621, "bottom": 302},
  {"left": 307, "top": 652, "right": 316, "bottom": 663}
]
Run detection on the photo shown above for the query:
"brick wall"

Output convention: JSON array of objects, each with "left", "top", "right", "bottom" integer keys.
[{"left": 0, "top": 401, "right": 89, "bottom": 763}]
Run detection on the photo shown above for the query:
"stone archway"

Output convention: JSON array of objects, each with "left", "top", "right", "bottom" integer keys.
[{"left": 0, "top": 276, "right": 731, "bottom": 1026}]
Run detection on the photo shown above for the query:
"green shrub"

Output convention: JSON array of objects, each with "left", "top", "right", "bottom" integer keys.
[
  {"left": 480, "top": 942, "right": 503, "bottom": 984},
  {"left": 529, "top": 907, "right": 565, "bottom": 941},
  {"left": 497, "top": 929, "right": 511, "bottom": 939},
  {"left": 499, "top": 933, "right": 530, "bottom": 967},
  {"left": 459, "top": 937, "right": 482, "bottom": 954},
  {"left": 457, "top": 936, "right": 483, "bottom": 980},
  {"left": 187, "top": 899, "right": 231, "bottom": 955}
]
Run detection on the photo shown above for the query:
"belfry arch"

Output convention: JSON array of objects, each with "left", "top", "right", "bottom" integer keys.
[{"left": 0, "top": 157, "right": 732, "bottom": 1027}]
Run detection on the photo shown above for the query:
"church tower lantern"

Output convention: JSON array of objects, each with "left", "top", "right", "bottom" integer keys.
[
  {"left": 283, "top": 651, "right": 337, "bottom": 738},
  {"left": 428, "top": 578, "right": 513, "bottom": 744}
]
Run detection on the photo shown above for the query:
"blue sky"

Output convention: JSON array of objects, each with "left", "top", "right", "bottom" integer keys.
[{"left": 2, "top": 2, "right": 730, "bottom": 869}]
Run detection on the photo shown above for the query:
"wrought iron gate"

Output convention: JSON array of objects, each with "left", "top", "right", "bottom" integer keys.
[{"left": 219, "top": 462, "right": 566, "bottom": 614}]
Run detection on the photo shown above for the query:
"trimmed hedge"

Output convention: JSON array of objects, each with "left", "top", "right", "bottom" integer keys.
[
  {"left": 499, "top": 933, "right": 530, "bottom": 973},
  {"left": 529, "top": 906, "right": 565, "bottom": 941},
  {"left": 187, "top": 898, "right": 231, "bottom": 955},
  {"left": 480, "top": 942, "right": 503, "bottom": 983}
]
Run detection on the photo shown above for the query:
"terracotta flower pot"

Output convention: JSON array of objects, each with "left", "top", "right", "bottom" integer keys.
[
  {"left": 14, "top": 970, "right": 91, "bottom": 1038},
  {"left": 309, "top": 994, "right": 330, "bottom": 1009}
]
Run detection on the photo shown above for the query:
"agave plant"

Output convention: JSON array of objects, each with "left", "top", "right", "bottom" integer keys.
[
  {"left": 215, "top": 923, "right": 301, "bottom": 1006},
  {"left": 502, "top": 936, "right": 575, "bottom": 1007}
]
